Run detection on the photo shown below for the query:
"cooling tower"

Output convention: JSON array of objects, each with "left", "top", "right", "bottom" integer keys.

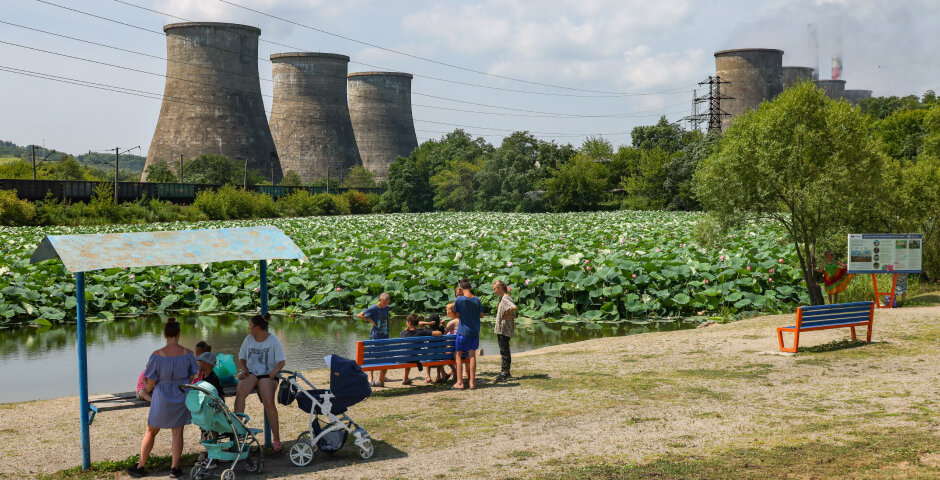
[
  {"left": 814, "top": 79, "right": 846, "bottom": 100},
  {"left": 347, "top": 72, "right": 418, "bottom": 182},
  {"left": 144, "top": 22, "right": 280, "bottom": 182},
  {"left": 783, "top": 66, "right": 815, "bottom": 89},
  {"left": 843, "top": 89, "right": 873, "bottom": 106},
  {"left": 714, "top": 48, "right": 784, "bottom": 130},
  {"left": 269, "top": 53, "right": 361, "bottom": 183}
]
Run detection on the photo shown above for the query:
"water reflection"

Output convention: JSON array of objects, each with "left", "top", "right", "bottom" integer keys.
[{"left": 0, "top": 314, "right": 695, "bottom": 403}]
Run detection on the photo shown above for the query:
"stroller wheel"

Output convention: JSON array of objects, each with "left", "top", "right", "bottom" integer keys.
[
  {"left": 189, "top": 465, "right": 205, "bottom": 480},
  {"left": 220, "top": 469, "right": 235, "bottom": 480},
  {"left": 358, "top": 440, "right": 374, "bottom": 459},
  {"left": 289, "top": 441, "right": 316, "bottom": 467}
]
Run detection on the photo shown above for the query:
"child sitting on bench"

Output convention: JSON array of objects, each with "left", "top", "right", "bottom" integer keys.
[{"left": 400, "top": 314, "right": 442, "bottom": 385}]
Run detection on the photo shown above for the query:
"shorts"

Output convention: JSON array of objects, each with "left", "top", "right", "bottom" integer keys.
[
  {"left": 370, "top": 330, "right": 389, "bottom": 340},
  {"left": 455, "top": 334, "right": 479, "bottom": 355}
]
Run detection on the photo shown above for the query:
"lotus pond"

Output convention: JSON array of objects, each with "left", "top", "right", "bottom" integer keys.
[
  {"left": 0, "top": 211, "right": 808, "bottom": 326},
  {"left": 0, "top": 313, "right": 697, "bottom": 403}
]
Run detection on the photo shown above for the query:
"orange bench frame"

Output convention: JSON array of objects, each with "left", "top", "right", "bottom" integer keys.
[{"left": 777, "top": 302, "right": 875, "bottom": 353}]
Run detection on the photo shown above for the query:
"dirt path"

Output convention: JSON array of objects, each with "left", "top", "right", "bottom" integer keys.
[{"left": 2, "top": 307, "right": 939, "bottom": 479}]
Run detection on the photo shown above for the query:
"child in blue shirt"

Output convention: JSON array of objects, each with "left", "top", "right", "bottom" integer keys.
[
  {"left": 452, "top": 279, "right": 482, "bottom": 390},
  {"left": 358, "top": 292, "right": 391, "bottom": 387}
]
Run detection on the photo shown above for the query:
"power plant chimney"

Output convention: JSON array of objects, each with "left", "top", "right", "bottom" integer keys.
[
  {"left": 814, "top": 79, "right": 846, "bottom": 100},
  {"left": 144, "top": 22, "right": 280, "bottom": 182},
  {"left": 843, "top": 89, "right": 873, "bottom": 106},
  {"left": 269, "top": 53, "right": 361, "bottom": 184},
  {"left": 714, "top": 48, "right": 784, "bottom": 130},
  {"left": 347, "top": 72, "right": 418, "bottom": 182}
]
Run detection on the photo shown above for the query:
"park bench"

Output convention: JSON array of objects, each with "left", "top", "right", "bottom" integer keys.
[
  {"left": 776, "top": 301, "right": 875, "bottom": 353},
  {"left": 87, "top": 384, "right": 240, "bottom": 422},
  {"left": 355, "top": 336, "right": 459, "bottom": 374}
]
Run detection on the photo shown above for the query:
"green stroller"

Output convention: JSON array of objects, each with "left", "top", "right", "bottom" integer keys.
[{"left": 183, "top": 381, "right": 263, "bottom": 480}]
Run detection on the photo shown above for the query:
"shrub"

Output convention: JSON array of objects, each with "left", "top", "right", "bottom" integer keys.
[
  {"left": 343, "top": 190, "right": 372, "bottom": 214},
  {"left": 0, "top": 189, "right": 36, "bottom": 225},
  {"left": 280, "top": 190, "right": 318, "bottom": 217},
  {"left": 331, "top": 193, "right": 351, "bottom": 215},
  {"left": 194, "top": 185, "right": 279, "bottom": 220},
  {"left": 310, "top": 193, "right": 342, "bottom": 216}
]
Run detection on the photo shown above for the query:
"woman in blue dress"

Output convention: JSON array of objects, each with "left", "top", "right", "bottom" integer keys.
[{"left": 127, "top": 318, "right": 198, "bottom": 478}]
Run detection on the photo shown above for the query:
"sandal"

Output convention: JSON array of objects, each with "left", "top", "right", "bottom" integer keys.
[
  {"left": 401, "top": 379, "right": 413, "bottom": 385},
  {"left": 437, "top": 373, "right": 452, "bottom": 384},
  {"left": 370, "top": 380, "right": 384, "bottom": 387}
]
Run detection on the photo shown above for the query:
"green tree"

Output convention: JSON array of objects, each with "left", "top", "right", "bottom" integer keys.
[
  {"left": 342, "top": 165, "right": 377, "bottom": 189},
  {"left": 694, "top": 82, "right": 884, "bottom": 305},
  {"left": 50, "top": 156, "right": 87, "bottom": 181},
  {"left": 430, "top": 157, "right": 484, "bottom": 211},
  {"left": 144, "top": 160, "right": 179, "bottom": 182},
  {"left": 620, "top": 148, "right": 676, "bottom": 210},
  {"left": 543, "top": 153, "right": 609, "bottom": 212},
  {"left": 181, "top": 154, "right": 263, "bottom": 185},
  {"left": 631, "top": 116, "right": 685, "bottom": 153},
  {"left": 474, "top": 132, "right": 575, "bottom": 212},
  {"left": 662, "top": 129, "right": 721, "bottom": 211},
  {"left": 876, "top": 109, "right": 928, "bottom": 161},
  {"left": 279, "top": 170, "right": 303, "bottom": 186},
  {"left": 379, "top": 129, "right": 493, "bottom": 212}
]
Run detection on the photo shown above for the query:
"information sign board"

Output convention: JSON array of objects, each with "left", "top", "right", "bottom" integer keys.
[{"left": 847, "top": 234, "right": 922, "bottom": 274}]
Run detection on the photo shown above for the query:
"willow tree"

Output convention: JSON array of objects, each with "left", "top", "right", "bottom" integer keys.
[{"left": 694, "top": 82, "right": 884, "bottom": 305}]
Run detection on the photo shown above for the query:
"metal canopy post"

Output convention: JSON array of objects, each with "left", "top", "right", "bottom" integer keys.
[
  {"left": 258, "top": 259, "right": 272, "bottom": 447},
  {"left": 76, "top": 272, "right": 91, "bottom": 470}
]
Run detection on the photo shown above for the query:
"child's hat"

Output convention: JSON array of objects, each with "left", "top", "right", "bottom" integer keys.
[{"left": 196, "top": 352, "right": 217, "bottom": 365}]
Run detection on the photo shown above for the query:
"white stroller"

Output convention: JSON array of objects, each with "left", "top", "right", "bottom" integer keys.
[{"left": 276, "top": 355, "right": 374, "bottom": 467}]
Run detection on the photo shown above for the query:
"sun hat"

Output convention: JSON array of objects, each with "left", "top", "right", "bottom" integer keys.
[{"left": 196, "top": 352, "right": 217, "bottom": 365}]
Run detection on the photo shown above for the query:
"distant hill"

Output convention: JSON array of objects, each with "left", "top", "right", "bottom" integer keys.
[{"left": 0, "top": 139, "right": 145, "bottom": 173}]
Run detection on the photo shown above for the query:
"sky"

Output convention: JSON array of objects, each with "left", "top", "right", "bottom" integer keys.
[{"left": 1, "top": 0, "right": 937, "bottom": 156}]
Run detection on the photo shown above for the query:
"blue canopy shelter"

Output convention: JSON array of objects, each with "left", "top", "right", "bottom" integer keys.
[{"left": 30, "top": 226, "right": 307, "bottom": 470}]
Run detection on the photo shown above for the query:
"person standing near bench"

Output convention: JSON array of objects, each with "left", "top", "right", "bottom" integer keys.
[
  {"left": 359, "top": 293, "right": 392, "bottom": 387},
  {"left": 492, "top": 280, "right": 517, "bottom": 383},
  {"left": 452, "top": 279, "right": 482, "bottom": 390},
  {"left": 235, "top": 314, "right": 286, "bottom": 453},
  {"left": 126, "top": 318, "right": 198, "bottom": 478}
]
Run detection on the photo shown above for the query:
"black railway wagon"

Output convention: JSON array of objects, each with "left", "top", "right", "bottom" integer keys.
[
  {"left": 118, "top": 182, "right": 159, "bottom": 202},
  {"left": 156, "top": 183, "right": 195, "bottom": 203},
  {"left": 0, "top": 179, "right": 62, "bottom": 201},
  {"left": 62, "top": 181, "right": 98, "bottom": 202}
]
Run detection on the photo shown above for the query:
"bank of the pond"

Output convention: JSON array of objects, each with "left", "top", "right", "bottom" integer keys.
[{"left": 2, "top": 307, "right": 939, "bottom": 479}]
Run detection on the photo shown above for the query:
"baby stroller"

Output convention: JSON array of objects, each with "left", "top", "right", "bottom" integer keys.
[
  {"left": 277, "top": 355, "right": 374, "bottom": 467},
  {"left": 183, "top": 381, "right": 263, "bottom": 480}
]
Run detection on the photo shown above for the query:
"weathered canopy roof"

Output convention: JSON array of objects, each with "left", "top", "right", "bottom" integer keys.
[{"left": 30, "top": 226, "right": 306, "bottom": 272}]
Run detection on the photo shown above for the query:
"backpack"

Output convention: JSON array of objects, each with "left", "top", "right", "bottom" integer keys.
[{"left": 277, "top": 374, "right": 298, "bottom": 406}]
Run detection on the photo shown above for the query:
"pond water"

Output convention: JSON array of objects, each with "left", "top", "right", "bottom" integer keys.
[{"left": 0, "top": 314, "right": 697, "bottom": 403}]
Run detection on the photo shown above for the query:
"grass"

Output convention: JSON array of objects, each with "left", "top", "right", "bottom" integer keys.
[
  {"left": 534, "top": 427, "right": 940, "bottom": 480},
  {"left": 36, "top": 453, "right": 199, "bottom": 480}
]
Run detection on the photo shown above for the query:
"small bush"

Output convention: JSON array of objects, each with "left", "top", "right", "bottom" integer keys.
[
  {"left": 0, "top": 189, "right": 36, "bottom": 225},
  {"left": 279, "top": 190, "right": 319, "bottom": 217},
  {"left": 194, "top": 185, "right": 279, "bottom": 220},
  {"left": 332, "top": 193, "right": 351, "bottom": 215},
  {"left": 343, "top": 190, "right": 372, "bottom": 214},
  {"left": 310, "top": 193, "right": 342, "bottom": 216}
]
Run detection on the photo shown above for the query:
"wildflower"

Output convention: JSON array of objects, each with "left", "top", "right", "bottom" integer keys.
[
  {"left": 746, "top": 266, "right": 751, "bottom": 271},
  {"left": 402, "top": 242, "right": 408, "bottom": 247},
  {"left": 336, "top": 287, "right": 342, "bottom": 292},
  {"left": 194, "top": 288, "right": 201, "bottom": 294},
  {"left": 507, "top": 261, "right": 514, "bottom": 267},
  {"left": 169, "top": 285, "right": 173, "bottom": 290},
  {"left": 632, "top": 273, "right": 637, "bottom": 278},
  {"left": 704, "top": 279, "right": 709, "bottom": 284},
  {"left": 655, "top": 248, "right": 660, "bottom": 253},
  {"left": 769, "top": 278, "right": 774, "bottom": 282},
  {"left": 769, "top": 268, "right": 774, "bottom": 274},
  {"left": 525, "top": 278, "right": 531, "bottom": 285},
  {"left": 253, "top": 287, "right": 260, "bottom": 293},
  {"left": 277, "top": 267, "right": 283, "bottom": 273},
  {"left": 719, "top": 255, "right": 725, "bottom": 261},
  {"left": 129, "top": 274, "right": 135, "bottom": 280},
  {"left": 584, "top": 259, "right": 590, "bottom": 264},
  {"left": 778, "top": 258, "right": 784, "bottom": 263},
  {"left": 507, "top": 286, "right": 512, "bottom": 292}
]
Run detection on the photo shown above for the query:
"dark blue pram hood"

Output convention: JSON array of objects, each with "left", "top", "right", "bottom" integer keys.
[
  {"left": 296, "top": 355, "right": 371, "bottom": 415},
  {"left": 327, "top": 354, "right": 371, "bottom": 411}
]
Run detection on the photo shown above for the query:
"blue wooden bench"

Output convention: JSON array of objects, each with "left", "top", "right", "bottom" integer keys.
[
  {"left": 777, "top": 301, "right": 875, "bottom": 353},
  {"left": 355, "top": 336, "right": 459, "bottom": 372}
]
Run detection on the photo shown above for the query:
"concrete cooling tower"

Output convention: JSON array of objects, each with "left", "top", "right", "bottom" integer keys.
[
  {"left": 843, "top": 89, "right": 873, "bottom": 106},
  {"left": 815, "top": 79, "right": 846, "bottom": 100},
  {"left": 347, "top": 72, "right": 418, "bottom": 182},
  {"left": 783, "top": 66, "right": 815, "bottom": 89},
  {"left": 269, "top": 53, "right": 361, "bottom": 183},
  {"left": 144, "top": 22, "right": 280, "bottom": 182},
  {"left": 714, "top": 48, "right": 784, "bottom": 130}
]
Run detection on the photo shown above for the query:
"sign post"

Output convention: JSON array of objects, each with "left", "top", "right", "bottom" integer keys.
[{"left": 847, "top": 234, "right": 923, "bottom": 308}]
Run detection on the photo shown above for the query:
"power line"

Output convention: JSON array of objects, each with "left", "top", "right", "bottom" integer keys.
[
  {"left": 0, "top": 64, "right": 674, "bottom": 139},
  {"left": 22, "top": 6, "right": 694, "bottom": 116},
  {"left": 0, "top": 35, "right": 687, "bottom": 120},
  {"left": 111, "top": 0, "right": 693, "bottom": 99}
]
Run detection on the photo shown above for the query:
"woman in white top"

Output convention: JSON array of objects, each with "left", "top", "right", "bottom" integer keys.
[{"left": 234, "top": 314, "right": 286, "bottom": 452}]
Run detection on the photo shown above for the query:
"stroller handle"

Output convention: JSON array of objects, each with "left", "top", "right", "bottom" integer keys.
[{"left": 276, "top": 369, "right": 297, "bottom": 379}]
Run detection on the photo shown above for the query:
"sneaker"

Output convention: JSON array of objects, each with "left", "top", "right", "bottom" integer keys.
[
  {"left": 126, "top": 465, "right": 147, "bottom": 478},
  {"left": 169, "top": 467, "right": 183, "bottom": 478},
  {"left": 494, "top": 374, "right": 506, "bottom": 383}
]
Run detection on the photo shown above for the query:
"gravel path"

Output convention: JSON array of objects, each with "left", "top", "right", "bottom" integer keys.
[{"left": 2, "top": 306, "right": 938, "bottom": 479}]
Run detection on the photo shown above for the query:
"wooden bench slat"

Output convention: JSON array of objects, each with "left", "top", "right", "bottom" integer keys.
[
  {"left": 360, "top": 336, "right": 455, "bottom": 346},
  {"left": 777, "top": 301, "right": 874, "bottom": 353},
  {"left": 363, "top": 345, "right": 456, "bottom": 358},
  {"left": 91, "top": 384, "right": 239, "bottom": 412},
  {"left": 363, "top": 352, "right": 457, "bottom": 365}
]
